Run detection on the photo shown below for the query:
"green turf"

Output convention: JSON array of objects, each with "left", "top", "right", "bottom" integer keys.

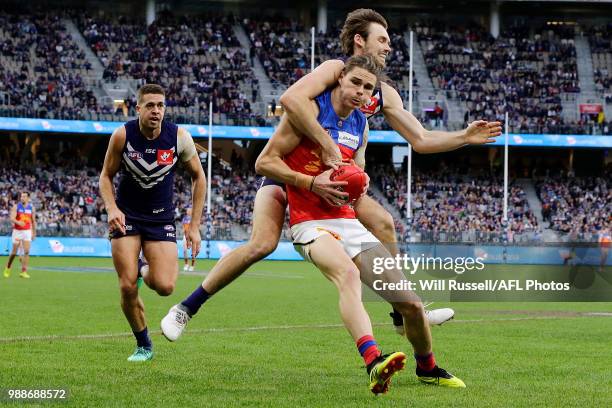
[{"left": 0, "top": 257, "right": 611, "bottom": 407}]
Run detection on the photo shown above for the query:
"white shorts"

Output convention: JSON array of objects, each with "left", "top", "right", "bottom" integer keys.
[
  {"left": 12, "top": 229, "right": 32, "bottom": 243},
  {"left": 290, "top": 218, "right": 379, "bottom": 262}
]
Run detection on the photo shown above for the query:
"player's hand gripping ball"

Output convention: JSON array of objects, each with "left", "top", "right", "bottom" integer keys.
[{"left": 330, "top": 165, "right": 368, "bottom": 204}]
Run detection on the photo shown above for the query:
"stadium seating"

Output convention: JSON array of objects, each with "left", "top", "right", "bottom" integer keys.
[
  {"left": 0, "top": 159, "right": 259, "bottom": 240},
  {"left": 243, "top": 17, "right": 310, "bottom": 88},
  {"left": 0, "top": 8, "right": 609, "bottom": 135},
  {"left": 4, "top": 152, "right": 610, "bottom": 244},
  {"left": 371, "top": 163, "right": 540, "bottom": 243},
  {"left": 0, "top": 11, "right": 105, "bottom": 120},
  {"left": 588, "top": 24, "right": 612, "bottom": 96},
  {"left": 77, "top": 13, "right": 264, "bottom": 126},
  {"left": 416, "top": 21, "right": 587, "bottom": 133},
  {"left": 537, "top": 174, "right": 611, "bottom": 239},
  {"left": 174, "top": 165, "right": 259, "bottom": 241}
]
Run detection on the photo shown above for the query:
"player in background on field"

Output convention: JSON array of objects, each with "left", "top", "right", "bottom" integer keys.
[
  {"left": 99, "top": 84, "right": 206, "bottom": 362},
  {"left": 4, "top": 192, "right": 35, "bottom": 279},
  {"left": 182, "top": 207, "right": 195, "bottom": 271}
]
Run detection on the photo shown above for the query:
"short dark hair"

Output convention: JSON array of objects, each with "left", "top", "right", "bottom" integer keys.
[
  {"left": 340, "top": 9, "right": 388, "bottom": 56},
  {"left": 137, "top": 84, "right": 165, "bottom": 104},
  {"left": 342, "top": 54, "right": 382, "bottom": 81}
]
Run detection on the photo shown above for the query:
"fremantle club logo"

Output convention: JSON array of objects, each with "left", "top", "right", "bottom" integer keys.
[{"left": 157, "top": 149, "right": 173, "bottom": 165}]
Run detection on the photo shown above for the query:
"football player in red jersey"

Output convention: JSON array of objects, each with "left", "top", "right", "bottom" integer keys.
[
  {"left": 4, "top": 192, "right": 35, "bottom": 279},
  {"left": 255, "top": 55, "right": 465, "bottom": 391},
  {"left": 281, "top": 9, "right": 502, "bottom": 333},
  {"left": 161, "top": 9, "right": 492, "bottom": 342}
]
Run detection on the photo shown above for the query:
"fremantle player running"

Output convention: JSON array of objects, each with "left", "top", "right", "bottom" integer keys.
[
  {"left": 160, "top": 8, "right": 498, "bottom": 338},
  {"left": 3, "top": 192, "right": 35, "bottom": 279},
  {"left": 99, "top": 84, "right": 205, "bottom": 362},
  {"left": 257, "top": 55, "right": 464, "bottom": 391}
]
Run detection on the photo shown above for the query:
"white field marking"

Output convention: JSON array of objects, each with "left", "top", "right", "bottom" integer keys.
[
  {"left": 28, "top": 266, "right": 303, "bottom": 279},
  {"left": 181, "top": 270, "right": 304, "bottom": 279},
  {"left": 0, "top": 315, "right": 609, "bottom": 344}
]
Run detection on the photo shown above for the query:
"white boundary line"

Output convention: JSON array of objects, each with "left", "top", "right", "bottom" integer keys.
[
  {"left": 1, "top": 315, "right": 609, "bottom": 344},
  {"left": 28, "top": 266, "right": 304, "bottom": 279}
]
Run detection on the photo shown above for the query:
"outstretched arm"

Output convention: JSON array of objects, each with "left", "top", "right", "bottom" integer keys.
[
  {"left": 279, "top": 59, "right": 346, "bottom": 168},
  {"left": 381, "top": 82, "right": 501, "bottom": 154},
  {"left": 31, "top": 207, "right": 36, "bottom": 240},
  {"left": 99, "top": 126, "right": 126, "bottom": 235},
  {"left": 9, "top": 205, "right": 23, "bottom": 227},
  {"left": 353, "top": 125, "right": 370, "bottom": 199},
  {"left": 179, "top": 128, "right": 206, "bottom": 256}
]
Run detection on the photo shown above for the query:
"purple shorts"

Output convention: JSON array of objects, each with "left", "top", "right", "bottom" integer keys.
[
  {"left": 109, "top": 215, "right": 177, "bottom": 242},
  {"left": 259, "top": 177, "right": 286, "bottom": 190}
]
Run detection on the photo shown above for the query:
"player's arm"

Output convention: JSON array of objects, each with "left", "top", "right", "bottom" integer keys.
[
  {"left": 255, "top": 115, "right": 348, "bottom": 205},
  {"left": 255, "top": 115, "right": 309, "bottom": 187},
  {"left": 179, "top": 128, "right": 205, "bottom": 256},
  {"left": 380, "top": 82, "right": 502, "bottom": 154},
  {"left": 353, "top": 124, "right": 370, "bottom": 199},
  {"left": 9, "top": 205, "right": 23, "bottom": 227},
  {"left": 354, "top": 123, "right": 369, "bottom": 170},
  {"left": 279, "top": 59, "right": 345, "bottom": 168},
  {"left": 30, "top": 207, "right": 36, "bottom": 240},
  {"left": 99, "top": 126, "right": 126, "bottom": 234}
]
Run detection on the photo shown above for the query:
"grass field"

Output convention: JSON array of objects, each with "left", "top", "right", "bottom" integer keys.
[{"left": 1, "top": 256, "right": 611, "bottom": 407}]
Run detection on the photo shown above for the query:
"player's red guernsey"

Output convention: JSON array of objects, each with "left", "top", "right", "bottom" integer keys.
[
  {"left": 599, "top": 233, "right": 611, "bottom": 248},
  {"left": 284, "top": 89, "right": 367, "bottom": 226},
  {"left": 14, "top": 202, "right": 33, "bottom": 231}
]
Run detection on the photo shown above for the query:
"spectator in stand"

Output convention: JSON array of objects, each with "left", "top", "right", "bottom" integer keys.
[
  {"left": 371, "top": 163, "right": 539, "bottom": 242},
  {"left": 537, "top": 173, "right": 611, "bottom": 239}
]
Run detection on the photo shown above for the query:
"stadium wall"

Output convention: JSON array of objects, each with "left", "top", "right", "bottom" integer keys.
[
  {"left": 1, "top": 117, "right": 611, "bottom": 147},
  {"left": 1, "top": 236, "right": 610, "bottom": 266}
]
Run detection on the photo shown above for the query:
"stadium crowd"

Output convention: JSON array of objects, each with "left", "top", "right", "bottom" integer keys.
[
  {"left": 0, "top": 11, "right": 107, "bottom": 120},
  {"left": 416, "top": 22, "right": 602, "bottom": 135},
  {"left": 588, "top": 23, "right": 612, "bottom": 97},
  {"left": 0, "top": 162, "right": 105, "bottom": 237},
  {"left": 0, "top": 8, "right": 609, "bottom": 134},
  {"left": 243, "top": 17, "right": 310, "bottom": 88},
  {"left": 78, "top": 12, "right": 265, "bottom": 125},
  {"left": 2, "top": 147, "right": 610, "bottom": 243},
  {"left": 0, "top": 148, "right": 260, "bottom": 240},
  {"left": 174, "top": 165, "right": 259, "bottom": 240},
  {"left": 371, "top": 163, "right": 541, "bottom": 242},
  {"left": 537, "top": 174, "right": 611, "bottom": 239}
]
